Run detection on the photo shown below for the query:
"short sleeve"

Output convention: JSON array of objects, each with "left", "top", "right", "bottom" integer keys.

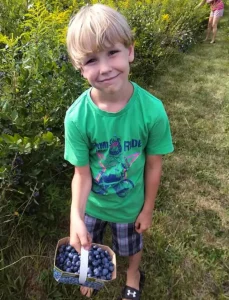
[
  {"left": 146, "top": 105, "right": 174, "bottom": 155},
  {"left": 64, "top": 115, "right": 89, "bottom": 166}
]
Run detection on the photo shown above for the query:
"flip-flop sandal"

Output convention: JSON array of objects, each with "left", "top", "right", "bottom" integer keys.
[
  {"left": 139, "top": 270, "right": 145, "bottom": 291},
  {"left": 120, "top": 286, "right": 141, "bottom": 299},
  {"left": 117, "top": 270, "right": 145, "bottom": 300}
]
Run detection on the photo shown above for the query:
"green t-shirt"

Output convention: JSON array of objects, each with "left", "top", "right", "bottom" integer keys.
[{"left": 64, "top": 82, "right": 174, "bottom": 223}]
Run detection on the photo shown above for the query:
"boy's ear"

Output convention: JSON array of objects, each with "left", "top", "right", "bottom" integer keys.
[{"left": 128, "top": 45, "right": 135, "bottom": 63}]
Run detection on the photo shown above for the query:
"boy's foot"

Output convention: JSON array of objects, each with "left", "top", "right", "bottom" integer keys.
[
  {"left": 203, "top": 38, "right": 209, "bottom": 42},
  {"left": 80, "top": 286, "right": 98, "bottom": 297},
  {"left": 119, "top": 270, "right": 145, "bottom": 300},
  {"left": 210, "top": 40, "right": 215, "bottom": 44}
]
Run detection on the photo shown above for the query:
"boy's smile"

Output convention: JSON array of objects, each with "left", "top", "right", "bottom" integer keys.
[{"left": 80, "top": 43, "right": 134, "bottom": 96}]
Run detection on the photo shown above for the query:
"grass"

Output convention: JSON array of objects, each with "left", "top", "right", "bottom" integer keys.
[{"left": 1, "top": 9, "right": 229, "bottom": 300}]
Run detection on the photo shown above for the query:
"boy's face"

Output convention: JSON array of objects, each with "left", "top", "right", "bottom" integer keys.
[{"left": 80, "top": 43, "right": 134, "bottom": 94}]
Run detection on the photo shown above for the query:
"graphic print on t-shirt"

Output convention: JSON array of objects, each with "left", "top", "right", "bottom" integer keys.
[{"left": 92, "top": 136, "right": 141, "bottom": 198}]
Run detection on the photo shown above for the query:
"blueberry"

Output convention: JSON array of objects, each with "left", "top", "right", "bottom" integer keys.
[
  {"left": 104, "top": 263, "right": 109, "bottom": 269},
  {"left": 106, "top": 273, "right": 112, "bottom": 280},
  {"left": 93, "top": 268, "right": 100, "bottom": 277},
  {"left": 92, "top": 260, "right": 99, "bottom": 267},
  {"left": 109, "top": 265, "right": 114, "bottom": 272},
  {"left": 73, "top": 267, "right": 78, "bottom": 272},
  {"left": 102, "top": 257, "right": 108, "bottom": 264},
  {"left": 66, "top": 245, "right": 72, "bottom": 252},
  {"left": 97, "top": 259, "right": 102, "bottom": 265},
  {"left": 66, "top": 268, "right": 71, "bottom": 272},
  {"left": 89, "top": 255, "right": 93, "bottom": 262},
  {"left": 104, "top": 250, "right": 109, "bottom": 256},
  {"left": 97, "top": 248, "right": 103, "bottom": 253},
  {"left": 64, "top": 252, "right": 69, "bottom": 257},
  {"left": 98, "top": 266, "right": 102, "bottom": 271},
  {"left": 59, "top": 258, "right": 64, "bottom": 263},
  {"left": 101, "top": 276, "right": 107, "bottom": 280},
  {"left": 95, "top": 254, "right": 100, "bottom": 259},
  {"left": 68, "top": 253, "right": 74, "bottom": 259},
  {"left": 100, "top": 253, "right": 105, "bottom": 258},
  {"left": 66, "top": 261, "right": 71, "bottom": 267},
  {"left": 76, "top": 261, "right": 80, "bottom": 267},
  {"left": 73, "top": 255, "right": 79, "bottom": 262},
  {"left": 93, "top": 245, "right": 98, "bottom": 250},
  {"left": 33, "top": 191, "right": 39, "bottom": 198},
  {"left": 93, "top": 250, "right": 99, "bottom": 256},
  {"left": 102, "top": 268, "right": 108, "bottom": 276}
]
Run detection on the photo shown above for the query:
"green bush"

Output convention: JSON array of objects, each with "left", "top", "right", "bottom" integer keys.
[{"left": 0, "top": 1, "right": 85, "bottom": 242}]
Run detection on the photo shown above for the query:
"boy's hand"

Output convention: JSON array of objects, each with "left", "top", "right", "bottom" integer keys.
[
  {"left": 135, "top": 210, "right": 152, "bottom": 233},
  {"left": 70, "top": 219, "right": 92, "bottom": 253}
]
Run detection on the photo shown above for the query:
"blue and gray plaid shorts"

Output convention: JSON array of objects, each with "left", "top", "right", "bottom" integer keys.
[{"left": 84, "top": 214, "right": 143, "bottom": 257}]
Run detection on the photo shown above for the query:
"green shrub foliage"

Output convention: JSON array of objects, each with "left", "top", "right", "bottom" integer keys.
[{"left": 0, "top": 0, "right": 206, "bottom": 241}]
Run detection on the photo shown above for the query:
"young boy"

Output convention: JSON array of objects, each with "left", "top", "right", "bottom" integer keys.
[{"left": 65, "top": 3, "right": 174, "bottom": 299}]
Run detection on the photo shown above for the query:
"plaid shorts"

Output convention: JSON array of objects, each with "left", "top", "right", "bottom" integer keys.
[{"left": 84, "top": 214, "right": 143, "bottom": 257}]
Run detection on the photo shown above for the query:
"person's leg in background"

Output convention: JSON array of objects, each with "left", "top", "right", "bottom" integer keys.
[
  {"left": 211, "top": 10, "right": 223, "bottom": 43},
  {"left": 204, "top": 14, "right": 213, "bottom": 41}
]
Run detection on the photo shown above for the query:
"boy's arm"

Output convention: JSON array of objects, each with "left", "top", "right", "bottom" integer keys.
[
  {"left": 135, "top": 155, "right": 162, "bottom": 233},
  {"left": 70, "top": 165, "right": 92, "bottom": 252}
]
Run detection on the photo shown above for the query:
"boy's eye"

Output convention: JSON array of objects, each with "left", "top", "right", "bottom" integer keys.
[
  {"left": 85, "top": 58, "right": 96, "bottom": 65},
  {"left": 109, "top": 50, "right": 119, "bottom": 56}
]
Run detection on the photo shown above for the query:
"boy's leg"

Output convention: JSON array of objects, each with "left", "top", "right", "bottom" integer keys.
[
  {"left": 110, "top": 222, "right": 143, "bottom": 299},
  {"left": 126, "top": 249, "right": 143, "bottom": 290},
  {"left": 204, "top": 15, "right": 213, "bottom": 41}
]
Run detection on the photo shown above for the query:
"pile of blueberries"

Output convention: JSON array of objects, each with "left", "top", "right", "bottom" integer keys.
[{"left": 55, "top": 244, "right": 114, "bottom": 281}]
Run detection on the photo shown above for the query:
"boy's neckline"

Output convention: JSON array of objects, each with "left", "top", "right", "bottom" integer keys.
[
  {"left": 88, "top": 81, "right": 136, "bottom": 116},
  {"left": 87, "top": 81, "right": 137, "bottom": 117}
]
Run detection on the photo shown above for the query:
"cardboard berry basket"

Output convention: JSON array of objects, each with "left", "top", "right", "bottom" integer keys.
[{"left": 53, "top": 237, "right": 116, "bottom": 291}]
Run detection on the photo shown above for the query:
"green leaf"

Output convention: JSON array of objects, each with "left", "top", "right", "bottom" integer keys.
[
  {"left": 42, "top": 131, "right": 54, "bottom": 143},
  {"left": 11, "top": 110, "right": 18, "bottom": 122},
  {"left": 2, "top": 134, "right": 15, "bottom": 144}
]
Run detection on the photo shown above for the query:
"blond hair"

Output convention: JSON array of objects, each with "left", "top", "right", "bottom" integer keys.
[{"left": 66, "top": 4, "right": 134, "bottom": 69}]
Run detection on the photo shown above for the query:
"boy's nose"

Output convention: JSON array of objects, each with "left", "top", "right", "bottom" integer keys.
[{"left": 99, "top": 59, "right": 112, "bottom": 74}]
